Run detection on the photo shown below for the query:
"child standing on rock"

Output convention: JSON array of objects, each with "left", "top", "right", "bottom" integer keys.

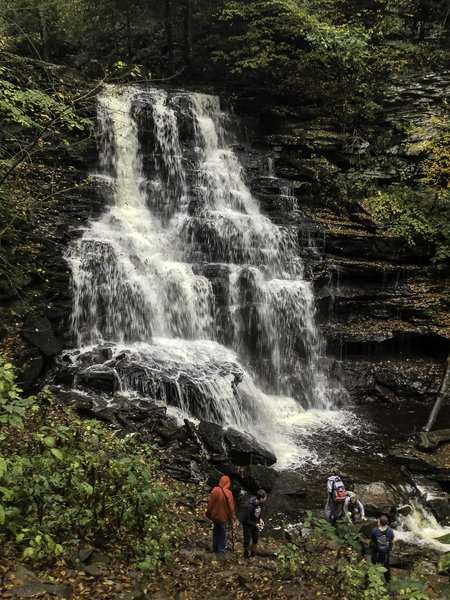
[{"left": 241, "top": 489, "right": 267, "bottom": 559}]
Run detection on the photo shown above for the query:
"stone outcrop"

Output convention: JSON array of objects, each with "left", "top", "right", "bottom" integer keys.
[{"left": 236, "top": 71, "right": 450, "bottom": 405}]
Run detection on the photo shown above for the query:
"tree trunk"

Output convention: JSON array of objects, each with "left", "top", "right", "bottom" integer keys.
[
  {"left": 35, "top": 1, "right": 50, "bottom": 61},
  {"left": 423, "top": 354, "right": 450, "bottom": 431},
  {"left": 182, "top": 0, "right": 193, "bottom": 69},
  {"left": 165, "top": 0, "right": 175, "bottom": 75},
  {"left": 125, "top": 4, "right": 132, "bottom": 60}
]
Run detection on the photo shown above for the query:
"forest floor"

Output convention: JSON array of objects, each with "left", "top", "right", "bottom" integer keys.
[{"left": 2, "top": 465, "right": 450, "bottom": 600}]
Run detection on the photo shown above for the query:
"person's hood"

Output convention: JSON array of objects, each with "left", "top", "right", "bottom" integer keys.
[{"left": 219, "top": 475, "right": 231, "bottom": 489}]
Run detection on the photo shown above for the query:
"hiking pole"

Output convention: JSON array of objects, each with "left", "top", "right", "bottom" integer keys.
[{"left": 230, "top": 519, "right": 235, "bottom": 552}]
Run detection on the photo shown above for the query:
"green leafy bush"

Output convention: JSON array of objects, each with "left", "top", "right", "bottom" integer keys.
[
  {"left": 0, "top": 358, "right": 181, "bottom": 567},
  {"left": 366, "top": 184, "right": 450, "bottom": 267}
]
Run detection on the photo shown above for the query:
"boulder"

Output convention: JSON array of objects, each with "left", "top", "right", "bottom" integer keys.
[
  {"left": 416, "top": 430, "right": 450, "bottom": 452},
  {"left": 209, "top": 455, "right": 241, "bottom": 480},
  {"left": 388, "top": 442, "right": 450, "bottom": 480},
  {"left": 197, "top": 420, "right": 227, "bottom": 455},
  {"left": 223, "top": 428, "right": 276, "bottom": 466},
  {"left": 242, "top": 464, "right": 278, "bottom": 492},
  {"left": 21, "top": 314, "right": 63, "bottom": 356},
  {"left": 16, "top": 351, "right": 44, "bottom": 388},
  {"left": 78, "top": 365, "right": 119, "bottom": 393},
  {"left": 353, "top": 482, "right": 398, "bottom": 516}
]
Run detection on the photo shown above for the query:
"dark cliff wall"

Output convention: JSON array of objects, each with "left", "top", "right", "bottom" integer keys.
[
  {"left": 233, "top": 72, "right": 449, "bottom": 405},
  {"left": 1, "top": 70, "right": 448, "bottom": 408}
]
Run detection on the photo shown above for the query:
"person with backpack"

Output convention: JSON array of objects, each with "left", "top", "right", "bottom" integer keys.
[
  {"left": 205, "top": 475, "right": 235, "bottom": 554},
  {"left": 241, "top": 489, "right": 267, "bottom": 559},
  {"left": 370, "top": 515, "right": 395, "bottom": 582},
  {"left": 324, "top": 467, "right": 346, "bottom": 524},
  {"left": 343, "top": 492, "right": 367, "bottom": 524}
]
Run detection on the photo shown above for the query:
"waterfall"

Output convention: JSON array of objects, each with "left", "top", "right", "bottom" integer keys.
[
  {"left": 66, "top": 85, "right": 346, "bottom": 465},
  {"left": 396, "top": 500, "right": 450, "bottom": 552}
]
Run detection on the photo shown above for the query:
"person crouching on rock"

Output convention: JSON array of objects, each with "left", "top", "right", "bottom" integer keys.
[
  {"left": 242, "top": 489, "right": 267, "bottom": 559},
  {"left": 205, "top": 475, "right": 235, "bottom": 554},
  {"left": 343, "top": 492, "right": 367, "bottom": 524}
]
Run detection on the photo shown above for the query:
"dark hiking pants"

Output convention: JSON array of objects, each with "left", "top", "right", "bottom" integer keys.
[{"left": 372, "top": 551, "right": 391, "bottom": 582}]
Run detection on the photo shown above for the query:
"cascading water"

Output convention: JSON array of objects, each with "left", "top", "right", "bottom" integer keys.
[{"left": 66, "top": 85, "right": 349, "bottom": 466}]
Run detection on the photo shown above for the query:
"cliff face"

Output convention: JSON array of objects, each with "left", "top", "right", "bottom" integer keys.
[
  {"left": 234, "top": 71, "right": 449, "bottom": 406},
  {"left": 1, "top": 67, "right": 448, "bottom": 412}
]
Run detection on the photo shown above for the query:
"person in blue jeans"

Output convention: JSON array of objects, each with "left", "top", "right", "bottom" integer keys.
[
  {"left": 205, "top": 475, "right": 235, "bottom": 554},
  {"left": 370, "top": 515, "right": 395, "bottom": 582}
]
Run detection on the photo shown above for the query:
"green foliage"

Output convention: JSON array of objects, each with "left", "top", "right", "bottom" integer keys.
[
  {"left": 338, "top": 560, "right": 388, "bottom": 600},
  {"left": 366, "top": 184, "right": 450, "bottom": 266},
  {"left": 274, "top": 542, "right": 302, "bottom": 575},
  {"left": 0, "top": 67, "right": 90, "bottom": 132},
  {"left": 437, "top": 551, "right": 450, "bottom": 573},
  {"left": 0, "top": 356, "right": 36, "bottom": 429},
  {"left": 0, "top": 358, "right": 182, "bottom": 567},
  {"left": 213, "top": 0, "right": 371, "bottom": 102},
  {"left": 389, "top": 576, "right": 430, "bottom": 600},
  {"left": 435, "top": 532, "right": 450, "bottom": 544},
  {"left": 412, "top": 107, "right": 450, "bottom": 201},
  {"left": 304, "top": 510, "right": 365, "bottom": 550}
]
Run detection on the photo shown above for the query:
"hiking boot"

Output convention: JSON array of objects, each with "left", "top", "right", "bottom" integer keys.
[{"left": 243, "top": 550, "right": 250, "bottom": 559}]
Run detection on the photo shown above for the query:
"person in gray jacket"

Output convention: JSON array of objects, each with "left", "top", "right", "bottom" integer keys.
[
  {"left": 343, "top": 493, "right": 367, "bottom": 523},
  {"left": 324, "top": 467, "right": 344, "bottom": 524}
]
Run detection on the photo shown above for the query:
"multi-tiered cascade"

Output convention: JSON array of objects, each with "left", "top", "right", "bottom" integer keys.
[{"left": 65, "top": 86, "right": 347, "bottom": 465}]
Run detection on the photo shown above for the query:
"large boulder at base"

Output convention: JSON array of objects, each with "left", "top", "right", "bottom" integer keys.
[
  {"left": 21, "top": 315, "right": 63, "bottom": 356},
  {"left": 224, "top": 428, "right": 276, "bottom": 466},
  {"left": 16, "top": 351, "right": 44, "bottom": 388},
  {"left": 353, "top": 482, "right": 398, "bottom": 517},
  {"left": 197, "top": 420, "right": 227, "bottom": 455},
  {"left": 243, "top": 464, "right": 278, "bottom": 492},
  {"left": 209, "top": 455, "right": 241, "bottom": 480}
]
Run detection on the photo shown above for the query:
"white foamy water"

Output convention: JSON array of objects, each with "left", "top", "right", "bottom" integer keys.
[
  {"left": 396, "top": 501, "right": 450, "bottom": 552},
  {"left": 66, "top": 85, "right": 350, "bottom": 466}
]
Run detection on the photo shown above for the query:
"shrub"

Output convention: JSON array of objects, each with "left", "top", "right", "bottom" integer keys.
[{"left": 0, "top": 357, "right": 181, "bottom": 567}]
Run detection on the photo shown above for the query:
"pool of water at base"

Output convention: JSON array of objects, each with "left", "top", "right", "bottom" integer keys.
[{"left": 244, "top": 400, "right": 450, "bottom": 541}]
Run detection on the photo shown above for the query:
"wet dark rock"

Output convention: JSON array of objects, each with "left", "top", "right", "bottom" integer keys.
[
  {"left": 16, "top": 351, "right": 44, "bottom": 389},
  {"left": 397, "top": 505, "right": 413, "bottom": 517},
  {"left": 416, "top": 430, "right": 450, "bottom": 452},
  {"left": 284, "top": 488, "right": 308, "bottom": 498},
  {"left": 388, "top": 442, "right": 450, "bottom": 481},
  {"left": 353, "top": 482, "right": 399, "bottom": 516},
  {"left": 154, "top": 422, "right": 188, "bottom": 443},
  {"left": 197, "top": 420, "right": 227, "bottom": 454},
  {"left": 205, "top": 465, "right": 224, "bottom": 488},
  {"left": 78, "top": 547, "right": 95, "bottom": 563},
  {"left": 209, "top": 455, "right": 241, "bottom": 480},
  {"left": 78, "top": 366, "right": 118, "bottom": 393},
  {"left": 21, "top": 315, "right": 63, "bottom": 356},
  {"left": 243, "top": 464, "right": 278, "bottom": 492},
  {"left": 78, "top": 346, "right": 113, "bottom": 365},
  {"left": 224, "top": 428, "right": 277, "bottom": 466},
  {"left": 165, "top": 465, "right": 193, "bottom": 481},
  {"left": 411, "top": 475, "right": 450, "bottom": 524}
]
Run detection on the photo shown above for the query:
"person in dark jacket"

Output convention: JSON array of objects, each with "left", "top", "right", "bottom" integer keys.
[
  {"left": 242, "top": 489, "right": 267, "bottom": 558},
  {"left": 370, "top": 515, "right": 395, "bottom": 582},
  {"left": 205, "top": 475, "right": 235, "bottom": 554}
]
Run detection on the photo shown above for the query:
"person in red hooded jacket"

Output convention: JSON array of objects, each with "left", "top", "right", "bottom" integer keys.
[{"left": 205, "top": 475, "right": 235, "bottom": 554}]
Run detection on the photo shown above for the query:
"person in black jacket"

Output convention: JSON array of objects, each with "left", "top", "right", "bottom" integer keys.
[{"left": 241, "top": 489, "right": 267, "bottom": 559}]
